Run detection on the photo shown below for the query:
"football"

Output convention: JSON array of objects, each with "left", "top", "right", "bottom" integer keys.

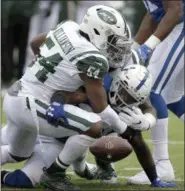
[{"left": 89, "top": 136, "right": 133, "bottom": 162}]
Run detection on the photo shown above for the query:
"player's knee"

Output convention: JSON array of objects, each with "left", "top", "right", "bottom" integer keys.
[
  {"left": 150, "top": 92, "right": 168, "bottom": 119},
  {"left": 84, "top": 121, "right": 103, "bottom": 138},
  {"left": 167, "top": 96, "right": 184, "bottom": 118}
]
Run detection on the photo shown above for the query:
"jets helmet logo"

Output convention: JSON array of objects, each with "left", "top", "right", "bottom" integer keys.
[{"left": 97, "top": 10, "right": 117, "bottom": 25}]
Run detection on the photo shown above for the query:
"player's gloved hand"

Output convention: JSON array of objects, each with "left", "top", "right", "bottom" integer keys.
[
  {"left": 151, "top": 178, "right": 178, "bottom": 188},
  {"left": 119, "top": 106, "right": 150, "bottom": 131},
  {"left": 46, "top": 102, "right": 69, "bottom": 127},
  {"left": 136, "top": 44, "right": 153, "bottom": 65}
]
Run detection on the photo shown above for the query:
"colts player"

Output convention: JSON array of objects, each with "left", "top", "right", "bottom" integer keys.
[{"left": 131, "top": 0, "right": 184, "bottom": 184}]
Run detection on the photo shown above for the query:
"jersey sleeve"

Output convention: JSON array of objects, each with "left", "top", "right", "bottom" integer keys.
[{"left": 76, "top": 54, "right": 109, "bottom": 79}]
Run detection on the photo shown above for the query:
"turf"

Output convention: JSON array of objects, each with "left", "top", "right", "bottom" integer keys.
[{"left": 1, "top": 109, "right": 184, "bottom": 191}]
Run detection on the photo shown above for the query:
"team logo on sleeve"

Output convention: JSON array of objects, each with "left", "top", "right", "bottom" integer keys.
[{"left": 97, "top": 10, "right": 117, "bottom": 25}]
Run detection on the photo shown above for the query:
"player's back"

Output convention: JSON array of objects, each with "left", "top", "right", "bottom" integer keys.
[{"left": 21, "top": 20, "right": 108, "bottom": 103}]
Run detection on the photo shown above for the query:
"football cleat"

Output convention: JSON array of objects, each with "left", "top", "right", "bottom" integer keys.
[
  {"left": 40, "top": 167, "right": 80, "bottom": 191},
  {"left": 95, "top": 163, "right": 118, "bottom": 184},
  {"left": 74, "top": 162, "right": 97, "bottom": 180},
  {"left": 1, "top": 170, "right": 10, "bottom": 184},
  {"left": 127, "top": 159, "right": 175, "bottom": 185}
]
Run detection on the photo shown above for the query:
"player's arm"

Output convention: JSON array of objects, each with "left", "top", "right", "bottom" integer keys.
[
  {"left": 80, "top": 74, "right": 108, "bottom": 112},
  {"left": 134, "top": 0, "right": 183, "bottom": 63},
  {"left": 30, "top": 33, "right": 47, "bottom": 56},
  {"left": 139, "top": 97, "right": 156, "bottom": 117},
  {"left": 78, "top": 56, "right": 127, "bottom": 134},
  {"left": 134, "top": 12, "right": 158, "bottom": 46},
  {"left": 153, "top": 0, "right": 183, "bottom": 41},
  {"left": 50, "top": 87, "right": 88, "bottom": 105}
]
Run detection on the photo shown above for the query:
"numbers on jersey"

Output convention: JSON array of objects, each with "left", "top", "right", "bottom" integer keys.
[
  {"left": 35, "top": 37, "right": 63, "bottom": 83},
  {"left": 87, "top": 66, "right": 100, "bottom": 79}
]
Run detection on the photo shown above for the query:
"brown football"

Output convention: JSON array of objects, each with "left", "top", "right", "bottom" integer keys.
[{"left": 89, "top": 136, "right": 133, "bottom": 162}]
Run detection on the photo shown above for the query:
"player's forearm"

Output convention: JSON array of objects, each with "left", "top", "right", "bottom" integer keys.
[
  {"left": 135, "top": 12, "right": 158, "bottom": 45},
  {"left": 30, "top": 33, "right": 47, "bottom": 56},
  {"left": 153, "top": 6, "right": 182, "bottom": 41},
  {"left": 139, "top": 98, "right": 157, "bottom": 118},
  {"left": 130, "top": 133, "right": 158, "bottom": 183},
  {"left": 86, "top": 84, "right": 108, "bottom": 113}
]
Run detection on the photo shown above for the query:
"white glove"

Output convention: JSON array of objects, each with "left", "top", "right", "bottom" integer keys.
[{"left": 119, "top": 106, "right": 152, "bottom": 131}]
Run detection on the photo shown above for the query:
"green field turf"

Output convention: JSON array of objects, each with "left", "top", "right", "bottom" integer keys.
[{"left": 1, "top": 106, "right": 184, "bottom": 190}]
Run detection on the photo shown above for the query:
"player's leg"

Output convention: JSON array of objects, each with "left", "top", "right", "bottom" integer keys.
[
  {"left": 91, "top": 132, "right": 118, "bottom": 184},
  {"left": 129, "top": 22, "right": 184, "bottom": 184},
  {"left": 2, "top": 137, "right": 64, "bottom": 188},
  {"left": 164, "top": 67, "right": 184, "bottom": 121},
  {"left": 168, "top": 96, "right": 184, "bottom": 120},
  {"left": 2, "top": 92, "right": 38, "bottom": 165},
  {"left": 40, "top": 105, "right": 103, "bottom": 191}
]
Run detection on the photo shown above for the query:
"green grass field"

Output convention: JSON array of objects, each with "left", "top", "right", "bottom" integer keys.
[{"left": 1, "top": 106, "right": 184, "bottom": 190}]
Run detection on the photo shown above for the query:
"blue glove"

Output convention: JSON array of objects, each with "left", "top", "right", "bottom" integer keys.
[
  {"left": 46, "top": 102, "right": 69, "bottom": 127},
  {"left": 151, "top": 178, "right": 178, "bottom": 188},
  {"left": 136, "top": 44, "right": 153, "bottom": 64}
]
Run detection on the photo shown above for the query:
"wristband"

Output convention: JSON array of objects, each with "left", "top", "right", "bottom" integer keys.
[
  {"left": 144, "top": 35, "right": 161, "bottom": 50},
  {"left": 131, "top": 40, "right": 140, "bottom": 50},
  {"left": 98, "top": 105, "right": 127, "bottom": 134},
  {"left": 98, "top": 105, "right": 119, "bottom": 127},
  {"left": 144, "top": 113, "right": 156, "bottom": 129}
]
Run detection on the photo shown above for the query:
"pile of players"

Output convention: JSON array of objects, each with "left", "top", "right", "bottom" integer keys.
[{"left": 1, "top": 1, "right": 184, "bottom": 190}]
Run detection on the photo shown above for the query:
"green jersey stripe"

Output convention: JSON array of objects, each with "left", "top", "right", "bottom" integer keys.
[
  {"left": 65, "top": 111, "right": 93, "bottom": 129},
  {"left": 36, "top": 110, "right": 84, "bottom": 133},
  {"left": 35, "top": 99, "right": 92, "bottom": 129},
  {"left": 69, "top": 51, "right": 105, "bottom": 63}
]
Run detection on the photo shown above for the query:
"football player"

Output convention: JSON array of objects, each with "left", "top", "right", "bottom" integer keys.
[
  {"left": 1, "top": 64, "right": 177, "bottom": 189},
  {"left": 2, "top": 5, "right": 132, "bottom": 191},
  {"left": 130, "top": 0, "right": 184, "bottom": 184}
]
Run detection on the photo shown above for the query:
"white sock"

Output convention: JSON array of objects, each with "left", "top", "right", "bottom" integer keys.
[
  {"left": 180, "top": 114, "right": 184, "bottom": 121},
  {"left": 72, "top": 150, "right": 88, "bottom": 172},
  {"left": 1, "top": 125, "right": 9, "bottom": 145},
  {"left": 1, "top": 145, "right": 16, "bottom": 165},
  {"left": 58, "top": 135, "right": 95, "bottom": 170},
  {"left": 151, "top": 118, "right": 169, "bottom": 161}
]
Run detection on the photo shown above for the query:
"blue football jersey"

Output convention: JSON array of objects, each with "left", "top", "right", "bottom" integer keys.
[
  {"left": 143, "top": 0, "right": 184, "bottom": 23},
  {"left": 143, "top": 0, "right": 165, "bottom": 23}
]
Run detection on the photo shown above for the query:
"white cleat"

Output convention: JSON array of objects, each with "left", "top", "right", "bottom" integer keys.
[{"left": 127, "top": 159, "right": 175, "bottom": 185}]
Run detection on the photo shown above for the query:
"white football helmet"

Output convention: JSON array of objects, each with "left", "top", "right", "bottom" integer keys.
[
  {"left": 80, "top": 5, "right": 132, "bottom": 68},
  {"left": 108, "top": 64, "right": 153, "bottom": 112}
]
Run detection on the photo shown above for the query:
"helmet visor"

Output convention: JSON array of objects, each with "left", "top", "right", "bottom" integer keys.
[{"left": 101, "top": 34, "right": 132, "bottom": 68}]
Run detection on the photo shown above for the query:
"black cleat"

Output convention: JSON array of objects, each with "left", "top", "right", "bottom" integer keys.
[
  {"left": 95, "top": 164, "right": 118, "bottom": 184},
  {"left": 40, "top": 167, "right": 80, "bottom": 191}
]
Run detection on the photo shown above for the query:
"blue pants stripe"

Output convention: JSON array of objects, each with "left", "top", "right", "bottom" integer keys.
[
  {"left": 152, "top": 29, "right": 184, "bottom": 92},
  {"left": 160, "top": 45, "right": 185, "bottom": 93}
]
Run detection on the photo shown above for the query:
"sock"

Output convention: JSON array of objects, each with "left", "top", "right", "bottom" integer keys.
[
  {"left": 58, "top": 135, "right": 95, "bottom": 171},
  {"left": 1, "top": 146, "right": 16, "bottom": 165},
  {"left": 167, "top": 96, "right": 185, "bottom": 121},
  {"left": 72, "top": 151, "right": 87, "bottom": 173},
  {"left": 47, "top": 135, "right": 95, "bottom": 175},
  {"left": 95, "top": 157, "right": 113, "bottom": 172},
  {"left": 3, "top": 170, "right": 33, "bottom": 188},
  {"left": 150, "top": 93, "right": 169, "bottom": 161},
  {"left": 47, "top": 160, "right": 68, "bottom": 175},
  {"left": 151, "top": 118, "right": 169, "bottom": 161}
]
